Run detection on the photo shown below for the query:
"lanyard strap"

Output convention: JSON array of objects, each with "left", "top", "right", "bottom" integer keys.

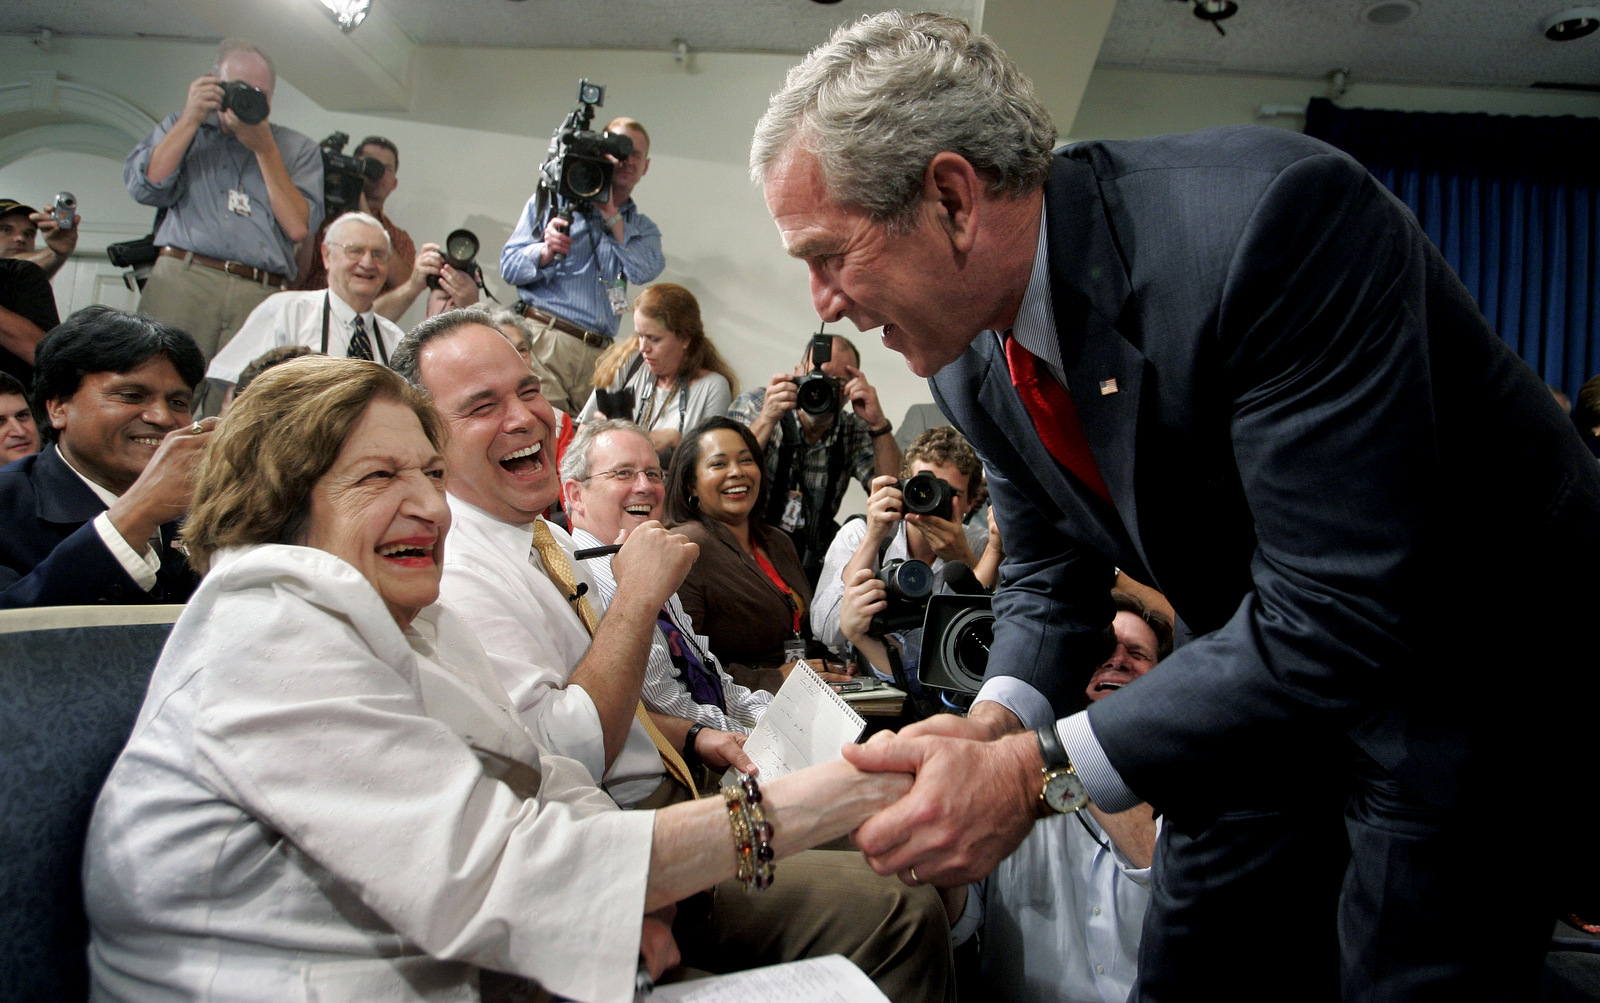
[
  {"left": 752, "top": 545, "right": 802, "bottom": 634},
  {"left": 320, "top": 293, "right": 389, "bottom": 365}
]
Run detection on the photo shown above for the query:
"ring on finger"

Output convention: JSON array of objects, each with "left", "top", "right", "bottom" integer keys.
[
  {"left": 908, "top": 865, "right": 920, "bottom": 886},
  {"left": 189, "top": 421, "right": 205, "bottom": 435}
]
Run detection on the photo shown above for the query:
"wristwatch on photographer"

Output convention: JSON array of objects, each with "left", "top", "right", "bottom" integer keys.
[{"left": 1036, "top": 723, "right": 1089, "bottom": 815}]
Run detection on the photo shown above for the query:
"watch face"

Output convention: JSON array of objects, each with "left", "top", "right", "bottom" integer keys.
[{"left": 1042, "top": 768, "right": 1089, "bottom": 814}]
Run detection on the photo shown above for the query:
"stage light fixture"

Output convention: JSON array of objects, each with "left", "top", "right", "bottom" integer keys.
[{"left": 318, "top": 0, "right": 371, "bottom": 33}]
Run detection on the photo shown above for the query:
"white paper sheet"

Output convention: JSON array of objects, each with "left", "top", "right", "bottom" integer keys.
[
  {"left": 645, "top": 954, "right": 890, "bottom": 1002},
  {"left": 721, "top": 663, "right": 865, "bottom": 786}
]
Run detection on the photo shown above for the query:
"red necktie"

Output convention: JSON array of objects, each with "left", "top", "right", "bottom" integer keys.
[{"left": 1004, "top": 334, "right": 1113, "bottom": 506}]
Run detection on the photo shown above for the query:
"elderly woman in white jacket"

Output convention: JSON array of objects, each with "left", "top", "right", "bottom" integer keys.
[{"left": 82, "top": 357, "right": 908, "bottom": 1003}]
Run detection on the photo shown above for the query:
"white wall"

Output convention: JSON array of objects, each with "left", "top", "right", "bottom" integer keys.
[{"left": 4, "top": 34, "right": 1597, "bottom": 515}]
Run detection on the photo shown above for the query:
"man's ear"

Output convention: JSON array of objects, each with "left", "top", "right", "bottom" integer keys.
[
  {"left": 924, "top": 152, "right": 983, "bottom": 254},
  {"left": 45, "top": 396, "right": 69, "bottom": 432}
]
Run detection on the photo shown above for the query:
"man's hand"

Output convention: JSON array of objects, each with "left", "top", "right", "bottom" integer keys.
[
  {"left": 696, "top": 728, "right": 757, "bottom": 774},
  {"left": 29, "top": 210, "right": 80, "bottom": 261},
  {"left": 106, "top": 417, "right": 219, "bottom": 553},
  {"left": 843, "top": 728, "right": 1042, "bottom": 886},
  {"left": 906, "top": 510, "right": 978, "bottom": 565},
  {"left": 229, "top": 115, "right": 277, "bottom": 155},
  {"left": 901, "top": 701, "right": 1025, "bottom": 744},
  {"left": 863, "top": 474, "right": 903, "bottom": 542},
  {"left": 180, "top": 74, "right": 224, "bottom": 127},
  {"left": 759, "top": 370, "right": 800, "bottom": 423},
  {"left": 407, "top": 242, "right": 444, "bottom": 292},
  {"left": 609, "top": 520, "right": 699, "bottom": 610},
  {"left": 538, "top": 214, "right": 573, "bottom": 267},
  {"left": 839, "top": 567, "right": 886, "bottom": 646},
  {"left": 433, "top": 265, "right": 479, "bottom": 311},
  {"left": 639, "top": 910, "right": 680, "bottom": 982},
  {"left": 780, "top": 656, "right": 853, "bottom": 684},
  {"left": 843, "top": 365, "right": 888, "bottom": 430}
]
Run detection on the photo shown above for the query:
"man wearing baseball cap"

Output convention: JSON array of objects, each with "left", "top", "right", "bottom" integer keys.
[{"left": 0, "top": 197, "right": 81, "bottom": 280}]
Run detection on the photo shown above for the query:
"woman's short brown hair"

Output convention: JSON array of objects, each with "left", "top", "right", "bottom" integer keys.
[{"left": 183, "top": 356, "right": 446, "bottom": 574}]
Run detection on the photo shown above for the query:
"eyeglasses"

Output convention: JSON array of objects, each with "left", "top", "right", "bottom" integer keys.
[
  {"left": 582, "top": 466, "right": 664, "bottom": 484},
  {"left": 327, "top": 240, "right": 391, "bottom": 264}
]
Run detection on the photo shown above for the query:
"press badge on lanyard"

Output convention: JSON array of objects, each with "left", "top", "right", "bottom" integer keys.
[
  {"left": 227, "top": 189, "right": 252, "bottom": 216},
  {"left": 606, "top": 277, "right": 628, "bottom": 315},
  {"left": 782, "top": 595, "right": 807, "bottom": 665},
  {"left": 780, "top": 489, "right": 804, "bottom": 533}
]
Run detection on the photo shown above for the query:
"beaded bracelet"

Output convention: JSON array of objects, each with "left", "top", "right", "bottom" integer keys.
[{"left": 721, "top": 776, "right": 775, "bottom": 891}]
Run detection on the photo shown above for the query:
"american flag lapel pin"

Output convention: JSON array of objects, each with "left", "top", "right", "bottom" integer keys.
[{"left": 1099, "top": 377, "right": 1119, "bottom": 396}]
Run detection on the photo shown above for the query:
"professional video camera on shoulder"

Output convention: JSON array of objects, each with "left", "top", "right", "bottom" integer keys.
[
  {"left": 317, "top": 132, "right": 385, "bottom": 216},
  {"left": 796, "top": 333, "right": 843, "bottom": 417},
  {"left": 532, "top": 79, "right": 633, "bottom": 262}
]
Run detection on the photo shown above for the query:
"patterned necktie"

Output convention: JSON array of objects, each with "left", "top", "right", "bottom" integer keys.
[
  {"left": 347, "top": 313, "right": 374, "bottom": 362},
  {"left": 530, "top": 521, "right": 700, "bottom": 798},
  {"left": 1004, "top": 332, "right": 1113, "bottom": 506}
]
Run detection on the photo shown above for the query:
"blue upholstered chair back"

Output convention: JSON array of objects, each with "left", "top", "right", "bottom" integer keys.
[{"left": 0, "top": 606, "right": 181, "bottom": 1003}]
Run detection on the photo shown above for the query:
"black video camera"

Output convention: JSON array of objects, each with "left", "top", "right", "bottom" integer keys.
[
  {"left": 221, "top": 80, "right": 269, "bottom": 125},
  {"left": 795, "top": 333, "right": 842, "bottom": 417},
  {"left": 900, "top": 470, "right": 956, "bottom": 521},
  {"left": 318, "top": 133, "right": 386, "bottom": 217},
  {"left": 541, "top": 79, "right": 633, "bottom": 205},
  {"left": 868, "top": 558, "right": 934, "bottom": 637},
  {"left": 427, "top": 229, "right": 481, "bottom": 290},
  {"left": 918, "top": 594, "right": 993, "bottom": 696}
]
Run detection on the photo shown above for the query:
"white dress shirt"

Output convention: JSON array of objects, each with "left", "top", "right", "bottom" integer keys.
[
  {"left": 971, "top": 202, "right": 1140, "bottom": 814},
  {"left": 571, "top": 526, "right": 772, "bottom": 732},
  {"left": 206, "top": 288, "right": 405, "bottom": 384},
  {"left": 83, "top": 544, "right": 653, "bottom": 1003},
  {"left": 438, "top": 495, "right": 665, "bottom": 806},
  {"left": 970, "top": 811, "right": 1157, "bottom": 1003}
]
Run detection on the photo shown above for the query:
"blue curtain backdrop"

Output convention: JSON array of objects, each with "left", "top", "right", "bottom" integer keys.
[{"left": 1304, "top": 97, "right": 1600, "bottom": 400}]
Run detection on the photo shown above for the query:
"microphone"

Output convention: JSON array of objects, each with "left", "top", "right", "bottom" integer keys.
[
  {"left": 567, "top": 582, "right": 589, "bottom": 605},
  {"left": 933, "top": 559, "right": 988, "bottom": 596}
]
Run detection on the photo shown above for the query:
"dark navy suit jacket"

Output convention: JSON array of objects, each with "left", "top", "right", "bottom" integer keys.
[
  {"left": 0, "top": 446, "right": 197, "bottom": 608},
  {"left": 931, "top": 128, "right": 1600, "bottom": 821}
]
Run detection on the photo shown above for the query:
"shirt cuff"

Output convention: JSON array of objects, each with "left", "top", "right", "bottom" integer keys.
[
  {"left": 92, "top": 511, "right": 160, "bottom": 592},
  {"left": 973, "top": 675, "right": 1055, "bottom": 732},
  {"left": 947, "top": 884, "right": 983, "bottom": 947},
  {"left": 1058, "top": 712, "right": 1142, "bottom": 814}
]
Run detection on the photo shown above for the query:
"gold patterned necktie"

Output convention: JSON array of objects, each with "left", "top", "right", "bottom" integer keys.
[
  {"left": 529, "top": 520, "right": 700, "bottom": 798},
  {"left": 347, "top": 313, "right": 374, "bottom": 362}
]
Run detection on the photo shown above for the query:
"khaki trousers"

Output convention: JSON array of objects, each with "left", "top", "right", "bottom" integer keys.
[
  {"left": 137, "top": 254, "right": 279, "bottom": 362},
  {"left": 674, "top": 849, "right": 955, "bottom": 1003},
  {"left": 526, "top": 322, "right": 605, "bottom": 418}
]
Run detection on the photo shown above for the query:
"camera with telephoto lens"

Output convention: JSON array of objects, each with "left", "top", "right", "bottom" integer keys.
[
  {"left": 220, "top": 80, "right": 269, "bottom": 125},
  {"left": 868, "top": 558, "right": 934, "bottom": 637},
  {"left": 317, "top": 133, "right": 386, "bottom": 217},
  {"left": 899, "top": 470, "right": 956, "bottom": 521},
  {"left": 427, "top": 229, "right": 481, "bottom": 290},
  {"left": 795, "top": 333, "right": 842, "bottom": 417}
]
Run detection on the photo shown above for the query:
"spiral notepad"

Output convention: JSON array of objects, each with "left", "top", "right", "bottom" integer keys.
[{"left": 722, "top": 663, "right": 866, "bottom": 785}]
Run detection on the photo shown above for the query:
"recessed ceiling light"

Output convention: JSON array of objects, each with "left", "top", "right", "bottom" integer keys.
[
  {"left": 1364, "top": 1, "right": 1418, "bottom": 26},
  {"left": 1545, "top": 7, "right": 1600, "bottom": 40},
  {"left": 317, "top": 0, "right": 370, "bottom": 32},
  {"left": 1193, "top": 0, "right": 1238, "bottom": 36}
]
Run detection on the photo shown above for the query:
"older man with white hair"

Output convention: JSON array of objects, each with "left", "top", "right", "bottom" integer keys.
[{"left": 207, "top": 212, "right": 405, "bottom": 393}]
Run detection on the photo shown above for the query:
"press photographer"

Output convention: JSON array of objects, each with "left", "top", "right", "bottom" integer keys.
[
  {"left": 292, "top": 136, "right": 437, "bottom": 324},
  {"left": 729, "top": 333, "right": 902, "bottom": 583},
  {"left": 813, "top": 427, "right": 1002, "bottom": 698},
  {"left": 501, "top": 81, "right": 663, "bottom": 413},
  {"left": 124, "top": 38, "right": 323, "bottom": 364}
]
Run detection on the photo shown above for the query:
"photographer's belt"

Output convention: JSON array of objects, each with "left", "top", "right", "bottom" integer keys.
[
  {"left": 159, "top": 247, "right": 287, "bottom": 289},
  {"left": 513, "top": 301, "right": 609, "bottom": 350}
]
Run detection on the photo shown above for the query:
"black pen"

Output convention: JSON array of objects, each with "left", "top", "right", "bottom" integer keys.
[{"left": 573, "top": 544, "right": 623, "bottom": 561}]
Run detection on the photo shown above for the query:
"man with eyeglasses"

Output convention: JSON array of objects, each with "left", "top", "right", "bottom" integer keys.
[
  {"left": 290, "top": 136, "right": 457, "bottom": 324},
  {"left": 207, "top": 212, "right": 405, "bottom": 395},
  {"left": 501, "top": 117, "right": 663, "bottom": 413},
  {"left": 563, "top": 418, "right": 775, "bottom": 737}
]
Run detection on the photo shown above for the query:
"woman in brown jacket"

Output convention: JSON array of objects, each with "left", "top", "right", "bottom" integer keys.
[{"left": 665, "top": 417, "right": 848, "bottom": 693}]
